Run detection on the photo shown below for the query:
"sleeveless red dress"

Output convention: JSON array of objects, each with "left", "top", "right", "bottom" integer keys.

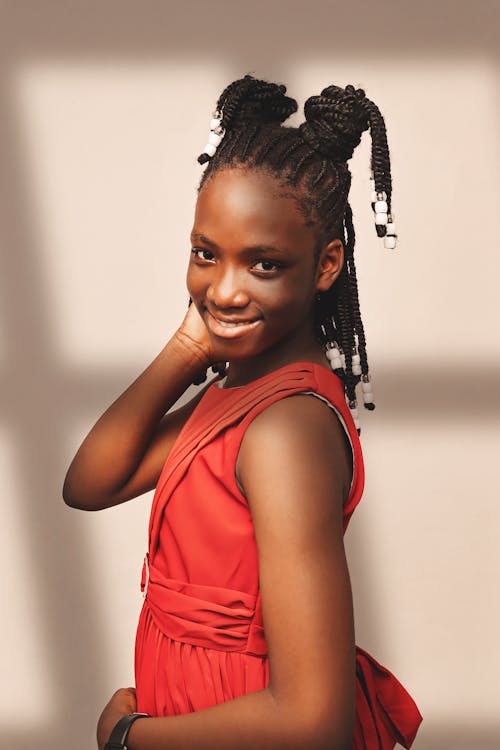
[{"left": 134, "top": 361, "right": 422, "bottom": 748}]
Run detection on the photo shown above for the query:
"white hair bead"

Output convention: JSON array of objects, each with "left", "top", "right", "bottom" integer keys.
[
  {"left": 386, "top": 221, "right": 397, "bottom": 235},
  {"left": 384, "top": 236, "right": 397, "bottom": 249},
  {"left": 375, "top": 212, "right": 388, "bottom": 225},
  {"left": 326, "top": 347, "right": 339, "bottom": 361},
  {"left": 361, "top": 381, "right": 373, "bottom": 393},
  {"left": 374, "top": 200, "right": 388, "bottom": 213},
  {"left": 326, "top": 345, "right": 344, "bottom": 370},
  {"left": 340, "top": 351, "right": 346, "bottom": 368},
  {"left": 198, "top": 107, "right": 226, "bottom": 162},
  {"left": 208, "top": 131, "right": 223, "bottom": 146},
  {"left": 351, "top": 352, "right": 362, "bottom": 375},
  {"left": 362, "top": 392, "right": 374, "bottom": 404}
]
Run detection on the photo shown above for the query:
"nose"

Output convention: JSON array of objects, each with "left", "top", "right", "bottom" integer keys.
[{"left": 206, "top": 268, "right": 250, "bottom": 309}]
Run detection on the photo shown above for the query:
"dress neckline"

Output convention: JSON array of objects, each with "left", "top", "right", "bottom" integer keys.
[{"left": 210, "top": 360, "right": 336, "bottom": 392}]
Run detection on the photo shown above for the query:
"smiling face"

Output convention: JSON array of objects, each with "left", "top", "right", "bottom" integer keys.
[{"left": 187, "top": 166, "right": 343, "bottom": 378}]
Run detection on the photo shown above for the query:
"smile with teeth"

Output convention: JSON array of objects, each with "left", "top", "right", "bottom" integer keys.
[
  {"left": 206, "top": 309, "right": 262, "bottom": 338},
  {"left": 216, "top": 318, "right": 256, "bottom": 327}
]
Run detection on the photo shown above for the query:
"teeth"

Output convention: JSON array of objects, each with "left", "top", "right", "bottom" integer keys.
[{"left": 217, "top": 319, "right": 254, "bottom": 327}]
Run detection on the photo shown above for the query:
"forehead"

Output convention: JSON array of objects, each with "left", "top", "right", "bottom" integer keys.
[{"left": 193, "top": 167, "right": 315, "bottom": 249}]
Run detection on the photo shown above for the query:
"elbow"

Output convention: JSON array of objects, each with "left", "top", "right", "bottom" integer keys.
[
  {"left": 62, "top": 463, "right": 89, "bottom": 510},
  {"left": 278, "top": 697, "right": 354, "bottom": 750},
  {"left": 300, "top": 721, "right": 354, "bottom": 750},
  {"left": 306, "top": 702, "right": 355, "bottom": 750},
  {"left": 62, "top": 488, "right": 91, "bottom": 511},
  {"left": 62, "top": 476, "right": 106, "bottom": 511},
  {"left": 62, "top": 477, "right": 81, "bottom": 509},
  {"left": 63, "top": 495, "right": 90, "bottom": 511}
]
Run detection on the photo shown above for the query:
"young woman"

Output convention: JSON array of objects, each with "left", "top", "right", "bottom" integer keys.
[{"left": 64, "top": 74, "right": 423, "bottom": 750}]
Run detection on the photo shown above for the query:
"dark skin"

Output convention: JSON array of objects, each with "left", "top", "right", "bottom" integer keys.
[
  {"left": 95, "top": 166, "right": 355, "bottom": 750},
  {"left": 188, "top": 166, "right": 340, "bottom": 385}
]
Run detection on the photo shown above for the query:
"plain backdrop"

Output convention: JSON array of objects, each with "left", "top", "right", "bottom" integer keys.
[{"left": 0, "top": 2, "right": 499, "bottom": 749}]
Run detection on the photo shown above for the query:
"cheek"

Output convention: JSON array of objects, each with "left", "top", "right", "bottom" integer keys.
[
  {"left": 259, "top": 279, "right": 309, "bottom": 320},
  {"left": 186, "top": 262, "right": 204, "bottom": 297}
]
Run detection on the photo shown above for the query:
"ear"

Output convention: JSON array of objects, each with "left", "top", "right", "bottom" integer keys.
[{"left": 315, "top": 239, "right": 344, "bottom": 292}]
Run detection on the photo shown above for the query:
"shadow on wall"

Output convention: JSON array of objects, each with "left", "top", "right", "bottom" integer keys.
[{"left": 0, "top": 2, "right": 499, "bottom": 750}]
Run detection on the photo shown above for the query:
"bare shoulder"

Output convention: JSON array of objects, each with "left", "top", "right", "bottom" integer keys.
[{"left": 236, "top": 393, "right": 352, "bottom": 507}]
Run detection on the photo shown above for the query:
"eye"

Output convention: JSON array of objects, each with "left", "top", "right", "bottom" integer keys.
[
  {"left": 190, "top": 248, "right": 281, "bottom": 274},
  {"left": 191, "top": 247, "right": 215, "bottom": 262},
  {"left": 253, "top": 259, "right": 281, "bottom": 273}
]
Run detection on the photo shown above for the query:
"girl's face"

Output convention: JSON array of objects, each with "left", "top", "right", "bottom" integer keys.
[{"left": 187, "top": 166, "right": 338, "bottom": 364}]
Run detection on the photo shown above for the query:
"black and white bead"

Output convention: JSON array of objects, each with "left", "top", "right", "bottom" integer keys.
[
  {"left": 360, "top": 373, "right": 375, "bottom": 410},
  {"left": 198, "top": 108, "right": 226, "bottom": 163},
  {"left": 369, "top": 175, "right": 397, "bottom": 249},
  {"left": 325, "top": 340, "right": 344, "bottom": 371},
  {"left": 384, "top": 216, "right": 397, "bottom": 249},
  {"left": 351, "top": 351, "right": 362, "bottom": 376}
]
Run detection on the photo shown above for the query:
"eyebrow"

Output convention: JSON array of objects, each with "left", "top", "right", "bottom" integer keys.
[{"left": 190, "top": 232, "right": 290, "bottom": 257}]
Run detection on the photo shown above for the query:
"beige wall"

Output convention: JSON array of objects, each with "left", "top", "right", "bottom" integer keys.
[{"left": 1, "top": 2, "right": 499, "bottom": 748}]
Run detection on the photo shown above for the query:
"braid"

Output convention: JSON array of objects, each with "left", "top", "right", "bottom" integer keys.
[
  {"left": 344, "top": 203, "right": 370, "bottom": 383},
  {"left": 363, "top": 97, "right": 392, "bottom": 211},
  {"left": 196, "top": 74, "right": 394, "bottom": 430},
  {"left": 240, "top": 123, "right": 260, "bottom": 161}
]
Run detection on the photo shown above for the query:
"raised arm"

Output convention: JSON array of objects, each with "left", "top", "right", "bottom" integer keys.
[
  {"left": 63, "top": 308, "right": 216, "bottom": 511},
  {"left": 122, "top": 392, "right": 355, "bottom": 750}
]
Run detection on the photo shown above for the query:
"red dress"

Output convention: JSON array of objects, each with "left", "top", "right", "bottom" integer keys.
[{"left": 134, "top": 361, "right": 423, "bottom": 748}]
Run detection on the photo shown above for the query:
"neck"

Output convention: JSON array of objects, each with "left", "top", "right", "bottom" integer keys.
[{"left": 221, "top": 321, "right": 328, "bottom": 389}]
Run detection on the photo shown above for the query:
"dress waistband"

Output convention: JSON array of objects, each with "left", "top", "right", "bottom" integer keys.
[
  {"left": 140, "top": 554, "right": 267, "bottom": 657},
  {"left": 139, "top": 555, "right": 422, "bottom": 746}
]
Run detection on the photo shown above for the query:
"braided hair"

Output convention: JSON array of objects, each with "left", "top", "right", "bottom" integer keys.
[{"left": 190, "top": 73, "right": 394, "bottom": 427}]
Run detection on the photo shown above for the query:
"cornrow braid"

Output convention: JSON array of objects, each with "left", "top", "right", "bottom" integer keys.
[{"left": 193, "top": 74, "right": 394, "bottom": 433}]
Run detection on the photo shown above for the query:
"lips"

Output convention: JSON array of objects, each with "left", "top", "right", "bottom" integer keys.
[
  {"left": 214, "top": 316, "right": 260, "bottom": 326},
  {"left": 205, "top": 309, "right": 262, "bottom": 339},
  {"left": 206, "top": 309, "right": 261, "bottom": 325}
]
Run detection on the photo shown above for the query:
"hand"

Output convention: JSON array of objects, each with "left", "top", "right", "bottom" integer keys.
[
  {"left": 96, "top": 687, "right": 137, "bottom": 750},
  {"left": 175, "top": 298, "right": 227, "bottom": 373}
]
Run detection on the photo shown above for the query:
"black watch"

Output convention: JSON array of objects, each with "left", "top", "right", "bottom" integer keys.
[{"left": 104, "top": 712, "right": 150, "bottom": 750}]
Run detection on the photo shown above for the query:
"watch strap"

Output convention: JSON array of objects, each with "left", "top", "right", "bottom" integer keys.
[{"left": 104, "top": 712, "right": 150, "bottom": 750}]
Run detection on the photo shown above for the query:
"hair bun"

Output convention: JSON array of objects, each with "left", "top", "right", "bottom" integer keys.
[
  {"left": 217, "top": 73, "right": 297, "bottom": 131},
  {"left": 299, "top": 83, "right": 370, "bottom": 162}
]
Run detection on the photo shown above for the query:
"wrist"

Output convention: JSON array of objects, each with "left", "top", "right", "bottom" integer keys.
[
  {"left": 171, "top": 329, "right": 211, "bottom": 370},
  {"left": 123, "top": 714, "right": 152, "bottom": 750},
  {"left": 104, "top": 713, "right": 151, "bottom": 750}
]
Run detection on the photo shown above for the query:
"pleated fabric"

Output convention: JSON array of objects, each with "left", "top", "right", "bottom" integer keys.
[{"left": 134, "top": 360, "right": 423, "bottom": 748}]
